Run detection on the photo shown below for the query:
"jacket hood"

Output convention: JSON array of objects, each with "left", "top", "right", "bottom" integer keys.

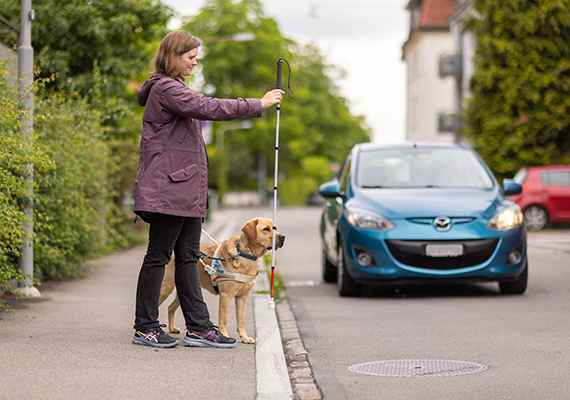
[{"left": 137, "top": 76, "right": 173, "bottom": 107}]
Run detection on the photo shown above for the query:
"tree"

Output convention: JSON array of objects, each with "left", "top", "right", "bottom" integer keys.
[
  {"left": 0, "top": 0, "right": 172, "bottom": 97},
  {"left": 185, "top": 0, "right": 370, "bottom": 204},
  {"left": 463, "top": 0, "right": 570, "bottom": 178}
]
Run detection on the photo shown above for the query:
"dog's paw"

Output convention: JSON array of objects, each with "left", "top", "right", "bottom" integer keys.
[
  {"left": 241, "top": 336, "right": 255, "bottom": 344},
  {"left": 169, "top": 326, "right": 181, "bottom": 334}
]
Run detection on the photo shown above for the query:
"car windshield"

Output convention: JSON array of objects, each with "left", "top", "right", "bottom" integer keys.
[
  {"left": 513, "top": 169, "right": 527, "bottom": 185},
  {"left": 356, "top": 148, "right": 495, "bottom": 189}
]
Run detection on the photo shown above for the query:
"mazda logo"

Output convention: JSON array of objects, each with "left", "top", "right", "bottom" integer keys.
[{"left": 434, "top": 216, "right": 451, "bottom": 231}]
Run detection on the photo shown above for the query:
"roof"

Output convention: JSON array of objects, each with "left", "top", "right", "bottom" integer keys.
[
  {"left": 402, "top": 0, "right": 455, "bottom": 55},
  {"left": 407, "top": 0, "right": 455, "bottom": 30}
]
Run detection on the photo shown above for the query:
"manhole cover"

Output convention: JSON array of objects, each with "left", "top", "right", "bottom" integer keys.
[{"left": 348, "top": 359, "right": 489, "bottom": 378}]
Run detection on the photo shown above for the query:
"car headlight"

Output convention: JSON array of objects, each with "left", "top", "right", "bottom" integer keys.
[
  {"left": 488, "top": 205, "right": 523, "bottom": 230},
  {"left": 346, "top": 207, "right": 395, "bottom": 231}
]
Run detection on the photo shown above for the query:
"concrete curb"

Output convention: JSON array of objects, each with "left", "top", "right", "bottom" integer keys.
[
  {"left": 204, "top": 216, "right": 292, "bottom": 398},
  {"left": 253, "top": 268, "right": 293, "bottom": 399}
]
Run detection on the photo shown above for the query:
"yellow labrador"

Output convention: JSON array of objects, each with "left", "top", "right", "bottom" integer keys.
[{"left": 158, "top": 218, "right": 285, "bottom": 344}]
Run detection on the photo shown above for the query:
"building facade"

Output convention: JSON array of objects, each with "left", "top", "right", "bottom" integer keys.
[{"left": 402, "top": 0, "right": 456, "bottom": 143}]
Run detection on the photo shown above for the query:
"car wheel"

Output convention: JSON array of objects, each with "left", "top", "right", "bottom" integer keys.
[
  {"left": 337, "top": 239, "right": 363, "bottom": 297},
  {"left": 499, "top": 258, "right": 528, "bottom": 295},
  {"left": 322, "top": 246, "right": 337, "bottom": 283},
  {"left": 524, "top": 205, "right": 548, "bottom": 231}
]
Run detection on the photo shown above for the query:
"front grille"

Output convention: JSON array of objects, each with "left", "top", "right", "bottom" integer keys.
[{"left": 385, "top": 239, "right": 499, "bottom": 270}]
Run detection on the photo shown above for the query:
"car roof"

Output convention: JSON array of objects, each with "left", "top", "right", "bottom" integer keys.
[
  {"left": 354, "top": 141, "right": 469, "bottom": 152},
  {"left": 525, "top": 165, "right": 570, "bottom": 171}
]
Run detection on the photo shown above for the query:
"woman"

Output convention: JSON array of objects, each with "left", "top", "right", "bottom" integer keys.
[{"left": 132, "top": 30, "right": 283, "bottom": 348}]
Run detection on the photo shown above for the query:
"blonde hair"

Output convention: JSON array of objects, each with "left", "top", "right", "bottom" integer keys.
[{"left": 151, "top": 30, "right": 201, "bottom": 79}]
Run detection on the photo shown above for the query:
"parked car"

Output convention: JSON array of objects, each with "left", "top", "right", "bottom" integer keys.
[
  {"left": 319, "top": 142, "right": 527, "bottom": 297},
  {"left": 509, "top": 165, "right": 570, "bottom": 231}
]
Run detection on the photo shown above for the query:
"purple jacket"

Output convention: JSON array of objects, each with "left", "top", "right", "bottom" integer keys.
[{"left": 134, "top": 76, "right": 262, "bottom": 218}]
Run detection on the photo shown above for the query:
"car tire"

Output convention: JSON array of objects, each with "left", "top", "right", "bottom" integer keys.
[
  {"left": 337, "top": 239, "right": 363, "bottom": 297},
  {"left": 499, "top": 258, "right": 528, "bottom": 295},
  {"left": 524, "top": 205, "right": 548, "bottom": 231},
  {"left": 322, "top": 247, "right": 337, "bottom": 283}
]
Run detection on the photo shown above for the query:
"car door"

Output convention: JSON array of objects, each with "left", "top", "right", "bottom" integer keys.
[
  {"left": 323, "top": 153, "right": 352, "bottom": 264},
  {"left": 540, "top": 170, "right": 570, "bottom": 220}
]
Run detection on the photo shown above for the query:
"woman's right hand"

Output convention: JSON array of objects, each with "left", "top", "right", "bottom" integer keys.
[{"left": 261, "top": 89, "right": 285, "bottom": 109}]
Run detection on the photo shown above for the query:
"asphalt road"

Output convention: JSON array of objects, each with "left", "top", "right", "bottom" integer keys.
[
  {"left": 273, "top": 206, "right": 570, "bottom": 400},
  {"left": 3, "top": 205, "right": 567, "bottom": 400}
]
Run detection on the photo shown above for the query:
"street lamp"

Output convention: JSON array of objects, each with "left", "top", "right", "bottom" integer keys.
[
  {"left": 207, "top": 32, "right": 255, "bottom": 44},
  {"left": 18, "top": 0, "right": 40, "bottom": 297},
  {"left": 216, "top": 120, "right": 253, "bottom": 150},
  {"left": 215, "top": 120, "right": 254, "bottom": 206}
]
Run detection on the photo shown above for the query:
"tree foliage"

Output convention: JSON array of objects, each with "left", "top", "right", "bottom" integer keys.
[
  {"left": 0, "top": 0, "right": 172, "bottom": 97},
  {"left": 463, "top": 0, "right": 570, "bottom": 178},
  {"left": 184, "top": 0, "right": 370, "bottom": 204}
]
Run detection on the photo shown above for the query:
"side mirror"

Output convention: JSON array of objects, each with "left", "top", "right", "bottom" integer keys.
[
  {"left": 503, "top": 179, "right": 522, "bottom": 195},
  {"left": 318, "top": 180, "right": 343, "bottom": 199}
]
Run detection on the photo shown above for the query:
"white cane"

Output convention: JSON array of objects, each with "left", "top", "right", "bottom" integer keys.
[{"left": 270, "top": 58, "right": 292, "bottom": 309}]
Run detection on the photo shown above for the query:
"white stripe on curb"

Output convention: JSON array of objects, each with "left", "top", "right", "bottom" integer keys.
[{"left": 254, "top": 267, "right": 293, "bottom": 400}]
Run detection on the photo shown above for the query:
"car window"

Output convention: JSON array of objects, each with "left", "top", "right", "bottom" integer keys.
[
  {"left": 513, "top": 169, "right": 527, "bottom": 185},
  {"left": 338, "top": 152, "right": 352, "bottom": 193},
  {"left": 541, "top": 171, "right": 570, "bottom": 186},
  {"left": 356, "top": 148, "right": 495, "bottom": 189}
]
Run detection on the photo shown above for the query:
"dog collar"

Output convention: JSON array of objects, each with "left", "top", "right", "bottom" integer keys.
[{"left": 235, "top": 239, "right": 258, "bottom": 261}]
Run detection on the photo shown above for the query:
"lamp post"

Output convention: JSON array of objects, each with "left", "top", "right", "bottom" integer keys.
[
  {"left": 202, "top": 32, "right": 256, "bottom": 207},
  {"left": 18, "top": 0, "right": 40, "bottom": 297},
  {"left": 216, "top": 120, "right": 253, "bottom": 206}
]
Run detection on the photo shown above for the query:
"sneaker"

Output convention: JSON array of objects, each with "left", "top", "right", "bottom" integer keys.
[
  {"left": 183, "top": 327, "right": 237, "bottom": 348},
  {"left": 132, "top": 325, "right": 179, "bottom": 348}
]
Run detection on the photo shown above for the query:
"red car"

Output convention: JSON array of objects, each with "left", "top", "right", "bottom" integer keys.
[{"left": 509, "top": 165, "right": 570, "bottom": 230}]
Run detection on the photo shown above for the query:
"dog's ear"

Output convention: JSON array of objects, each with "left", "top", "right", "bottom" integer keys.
[{"left": 242, "top": 219, "right": 258, "bottom": 242}]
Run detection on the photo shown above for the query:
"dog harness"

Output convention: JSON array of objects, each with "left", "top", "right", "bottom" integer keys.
[{"left": 203, "top": 241, "right": 257, "bottom": 293}]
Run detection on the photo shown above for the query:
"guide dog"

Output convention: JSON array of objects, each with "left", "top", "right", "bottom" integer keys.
[{"left": 158, "top": 218, "right": 285, "bottom": 344}]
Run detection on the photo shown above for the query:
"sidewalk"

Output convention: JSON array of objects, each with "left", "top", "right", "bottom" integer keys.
[
  {"left": 527, "top": 228, "right": 570, "bottom": 253},
  {"left": 0, "top": 214, "right": 292, "bottom": 400}
]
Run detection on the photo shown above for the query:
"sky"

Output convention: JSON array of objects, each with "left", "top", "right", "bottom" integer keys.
[{"left": 160, "top": 0, "right": 410, "bottom": 144}]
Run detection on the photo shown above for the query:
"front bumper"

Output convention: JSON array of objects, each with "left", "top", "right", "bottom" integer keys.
[{"left": 339, "top": 217, "right": 527, "bottom": 284}]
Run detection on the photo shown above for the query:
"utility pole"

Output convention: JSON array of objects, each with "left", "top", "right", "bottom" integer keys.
[{"left": 18, "top": 0, "right": 40, "bottom": 297}]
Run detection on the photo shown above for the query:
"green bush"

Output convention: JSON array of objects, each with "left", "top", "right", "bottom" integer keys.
[
  {"left": 32, "top": 81, "right": 149, "bottom": 279},
  {"left": 279, "top": 176, "right": 318, "bottom": 206},
  {"left": 1, "top": 69, "right": 143, "bottom": 287},
  {"left": 33, "top": 93, "right": 113, "bottom": 278},
  {"left": 0, "top": 63, "right": 52, "bottom": 300}
]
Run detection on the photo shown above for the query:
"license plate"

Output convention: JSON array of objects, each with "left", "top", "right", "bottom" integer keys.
[{"left": 425, "top": 244, "right": 463, "bottom": 257}]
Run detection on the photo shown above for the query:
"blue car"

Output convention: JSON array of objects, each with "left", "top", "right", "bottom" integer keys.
[{"left": 319, "top": 142, "right": 528, "bottom": 296}]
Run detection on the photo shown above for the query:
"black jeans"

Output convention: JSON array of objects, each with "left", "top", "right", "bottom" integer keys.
[{"left": 133, "top": 213, "right": 214, "bottom": 333}]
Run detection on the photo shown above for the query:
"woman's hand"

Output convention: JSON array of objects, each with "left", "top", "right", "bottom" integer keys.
[{"left": 261, "top": 89, "right": 285, "bottom": 109}]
